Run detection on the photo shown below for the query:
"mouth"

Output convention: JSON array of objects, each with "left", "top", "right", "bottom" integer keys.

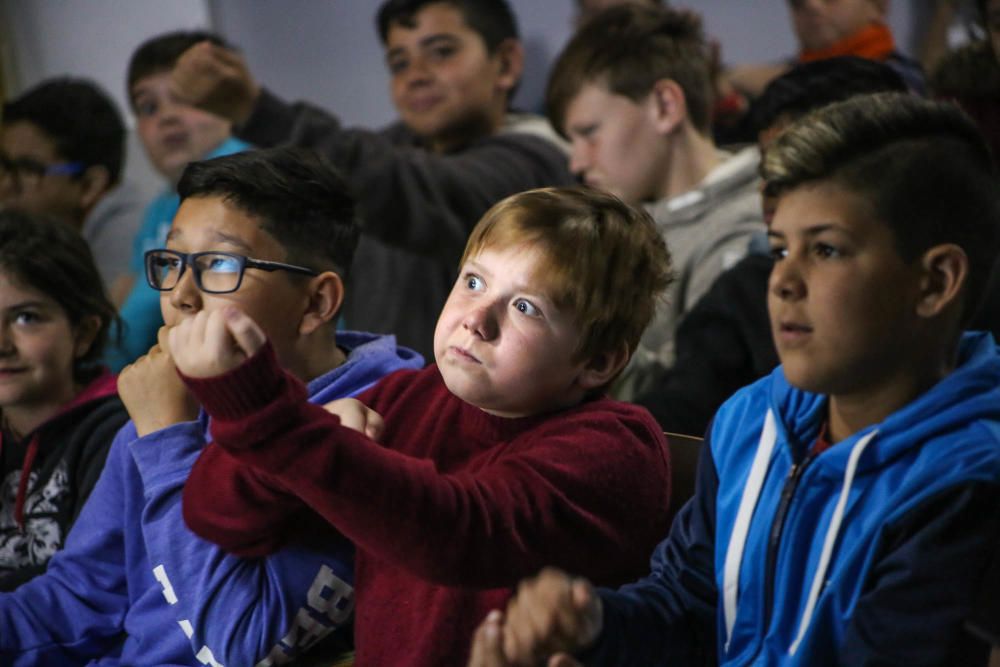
[
  {"left": 405, "top": 95, "right": 444, "bottom": 114},
  {"left": 160, "top": 131, "right": 189, "bottom": 150},
  {"left": 448, "top": 345, "right": 481, "bottom": 364},
  {"left": 0, "top": 367, "right": 27, "bottom": 378},
  {"left": 776, "top": 321, "right": 813, "bottom": 344}
]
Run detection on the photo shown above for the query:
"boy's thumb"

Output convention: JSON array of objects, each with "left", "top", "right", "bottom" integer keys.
[{"left": 223, "top": 306, "right": 267, "bottom": 357}]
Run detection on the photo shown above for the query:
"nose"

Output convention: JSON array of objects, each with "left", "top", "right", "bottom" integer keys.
[
  {"left": 401, "top": 55, "right": 433, "bottom": 88},
  {"left": 167, "top": 265, "right": 203, "bottom": 315},
  {"left": 462, "top": 302, "right": 499, "bottom": 341},
  {"left": 568, "top": 141, "right": 591, "bottom": 177},
  {"left": 0, "top": 325, "right": 14, "bottom": 356},
  {"left": 769, "top": 254, "right": 806, "bottom": 302}
]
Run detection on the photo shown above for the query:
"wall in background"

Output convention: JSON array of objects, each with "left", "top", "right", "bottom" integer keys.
[{"left": 1, "top": 0, "right": 931, "bottom": 192}]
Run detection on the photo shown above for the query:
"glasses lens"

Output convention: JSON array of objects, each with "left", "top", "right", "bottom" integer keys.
[
  {"left": 147, "top": 251, "right": 183, "bottom": 290},
  {"left": 194, "top": 253, "right": 243, "bottom": 293}
]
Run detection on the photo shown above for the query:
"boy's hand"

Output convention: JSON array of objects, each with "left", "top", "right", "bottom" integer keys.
[
  {"left": 119, "top": 327, "right": 200, "bottom": 437},
  {"left": 167, "top": 307, "right": 267, "bottom": 379},
  {"left": 323, "top": 398, "right": 385, "bottom": 441},
  {"left": 170, "top": 40, "right": 260, "bottom": 126},
  {"left": 500, "top": 568, "right": 602, "bottom": 666},
  {"left": 468, "top": 610, "right": 585, "bottom": 667}
]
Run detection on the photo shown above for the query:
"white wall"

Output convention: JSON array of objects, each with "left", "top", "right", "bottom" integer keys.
[
  {"left": 2, "top": 0, "right": 931, "bottom": 178},
  {"left": 1, "top": 0, "right": 213, "bottom": 198},
  {"left": 209, "top": 0, "right": 925, "bottom": 127}
]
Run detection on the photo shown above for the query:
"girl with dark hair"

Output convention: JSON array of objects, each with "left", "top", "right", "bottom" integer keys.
[{"left": 0, "top": 210, "right": 127, "bottom": 590}]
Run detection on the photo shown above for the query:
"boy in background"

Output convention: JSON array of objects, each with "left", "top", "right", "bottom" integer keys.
[
  {"left": 470, "top": 93, "right": 1000, "bottom": 665},
  {"left": 0, "top": 78, "right": 144, "bottom": 289},
  {"left": 546, "top": 4, "right": 764, "bottom": 399},
  {"left": 0, "top": 147, "right": 422, "bottom": 666},
  {"left": 106, "top": 30, "right": 250, "bottom": 370},
  {"left": 168, "top": 0, "right": 573, "bottom": 358},
  {"left": 174, "top": 186, "right": 674, "bottom": 667},
  {"left": 638, "top": 56, "right": 907, "bottom": 436}
]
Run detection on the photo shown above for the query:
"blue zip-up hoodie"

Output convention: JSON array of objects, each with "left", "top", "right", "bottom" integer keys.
[
  {"left": 0, "top": 332, "right": 422, "bottom": 666},
  {"left": 589, "top": 332, "right": 1000, "bottom": 666}
]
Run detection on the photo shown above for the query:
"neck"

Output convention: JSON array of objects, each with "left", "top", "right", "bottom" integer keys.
[
  {"left": 826, "top": 350, "right": 953, "bottom": 443},
  {"left": 657, "top": 125, "right": 721, "bottom": 201},
  {"left": 284, "top": 333, "right": 348, "bottom": 384},
  {"left": 1, "top": 394, "right": 75, "bottom": 440},
  {"left": 427, "top": 103, "right": 507, "bottom": 154}
]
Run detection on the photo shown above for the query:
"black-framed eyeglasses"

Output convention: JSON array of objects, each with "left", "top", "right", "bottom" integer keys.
[
  {"left": 144, "top": 249, "right": 319, "bottom": 294},
  {"left": 0, "top": 154, "right": 85, "bottom": 190}
]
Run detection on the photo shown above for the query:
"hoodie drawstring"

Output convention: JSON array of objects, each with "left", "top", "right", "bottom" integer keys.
[
  {"left": 723, "top": 409, "right": 778, "bottom": 651},
  {"left": 788, "top": 428, "right": 878, "bottom": 655},
  {"left": 14, "top": 435, "right": 39, "bottom": 532}
]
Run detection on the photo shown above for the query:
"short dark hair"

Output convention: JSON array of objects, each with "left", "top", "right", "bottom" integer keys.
[
  {"left": 762, "top": 93, "right": 1000, "bottom": 326},
  {"left": 376, "top": 0, "right": 518, "bottom": 51},
  {"left": 127, "top": 30, "right": 231, "bottom": 104},
  {"left": 753, "top": 56, "right": 908, "bottom": 134},
  {"left": 0, "top": 210, "right": 119, "bottom": 381},
  {"left": 176, "top": 147, "right": 361, "bottom": 282},
  {"left": 3, "top": 78, "right": 126, "bottom": 184},
  {"left": 546, "top": 4, "right": 711, "bottom": 136}
]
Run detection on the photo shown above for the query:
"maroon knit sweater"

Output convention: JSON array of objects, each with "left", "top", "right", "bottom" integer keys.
[{"left": 182, "top": 343, "right": 671, "bottom": 666}]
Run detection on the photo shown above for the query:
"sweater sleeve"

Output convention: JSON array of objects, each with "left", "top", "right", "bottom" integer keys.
[
  {"left": 237, "top": 89, "right": 572, "bottom": 261},
  {"left": 582, "top": 433, "right": 720, "bottom": 666},
  {"left": 838, "top": 480, "right": 1000, "bottom": 666},
  {"left": 183, "top": 345, "right": 671, "bottom": 588}
]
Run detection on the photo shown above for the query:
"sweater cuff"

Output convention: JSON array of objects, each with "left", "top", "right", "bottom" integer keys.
[
  {"left": 180, "top": 341, "right": 296, "bottom": 421},
  {"left": 237, "top": 87, "right": 297, "bottom": 147}
]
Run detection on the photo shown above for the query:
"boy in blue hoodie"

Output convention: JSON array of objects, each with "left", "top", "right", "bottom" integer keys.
[
  {"left": 468, "top": 93, "right": 1000, "bottom": 666},
  {"left": 0, "top": 146, "right": 422, "bottom": 666}
]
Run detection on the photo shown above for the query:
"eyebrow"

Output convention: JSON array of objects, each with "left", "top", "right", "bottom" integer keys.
[
  {"left": 2, "top": 300, "right": 50, "bottom": 312},
  {"left": 164, "top": 229, "right": 255, "bottom": 253},
  {"left": 387, "top": 33, "right": 460, "bottom": 60},
  {"left": 767, "top": 223, "right": 846, "bottom": 239}
]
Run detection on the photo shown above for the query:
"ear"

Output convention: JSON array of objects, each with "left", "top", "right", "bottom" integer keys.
[
  {"left": 73, "top": 315, "right": 102, "bottom": 359},
  {"left": 78, "top": 165, "right": 111, "bottom": 212},
  {"left": 647, "top": 79, "right": 687, "bottom": 135},
  {"left": 298, "top": 271, "right": 345, "bottom": 336},
  {"left": 492, "top": 38, "right": 524, "bottom": 95},
  {"left": 576, "top": 341, "right": 631, "bottom": 392},
  {"left": 915, "top": 243, "right": 968, "bottom": 319}
]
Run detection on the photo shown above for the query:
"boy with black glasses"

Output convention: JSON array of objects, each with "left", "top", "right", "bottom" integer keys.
[{"left": 0, "top": 146, "right": 423, "bottom": 666}]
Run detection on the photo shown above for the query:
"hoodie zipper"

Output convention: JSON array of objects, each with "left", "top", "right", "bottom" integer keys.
[{"left": 762, "top": 452, "right": 814, "bottom": 631}]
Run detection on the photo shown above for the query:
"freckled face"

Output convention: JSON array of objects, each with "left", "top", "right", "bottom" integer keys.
[{"left": 433, "top": 243, "right": 591, "bottom": 417}]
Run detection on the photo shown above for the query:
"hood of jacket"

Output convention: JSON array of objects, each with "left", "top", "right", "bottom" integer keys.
[{"left": 307, "top": 330, "right": 424, "bottom": 405}]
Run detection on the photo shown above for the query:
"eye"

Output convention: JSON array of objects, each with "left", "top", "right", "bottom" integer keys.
[
  {"left": 573, "top": 124, "right": 599, "bottom": 141},
  {"left": 12, "top": 310, "right": 41, "bottom": 326},
  {"left": 464, "top": 273, "right": 485, "bottom": 292},
  {"left": 205, "top": 255, "right": 242, "bottom": 273},
  {"left": 813, "top": 242, "right": 841, "bottom": 259},
  {"left": 513, "top": 299, "right": 540, "bottom": 317},
  {"left": 427, "top": 44, "right": 456, "bottom": 62},
  {"left": 768, "top": 244, "right": 788, "bottom": 261},
  {"left": 134, "top": 98, "right": 158, "bottom": 118},
  {"left": 387, "top": 56, "right": 409, "bottom": 75}
]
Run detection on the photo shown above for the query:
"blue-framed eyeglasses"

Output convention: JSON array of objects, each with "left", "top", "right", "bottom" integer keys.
[
  {"left": 0, "top": 154, "right": 86, "bottom": 190},
  {"left": 144, "top": 249, "right": 319, "bottom": 294}
]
